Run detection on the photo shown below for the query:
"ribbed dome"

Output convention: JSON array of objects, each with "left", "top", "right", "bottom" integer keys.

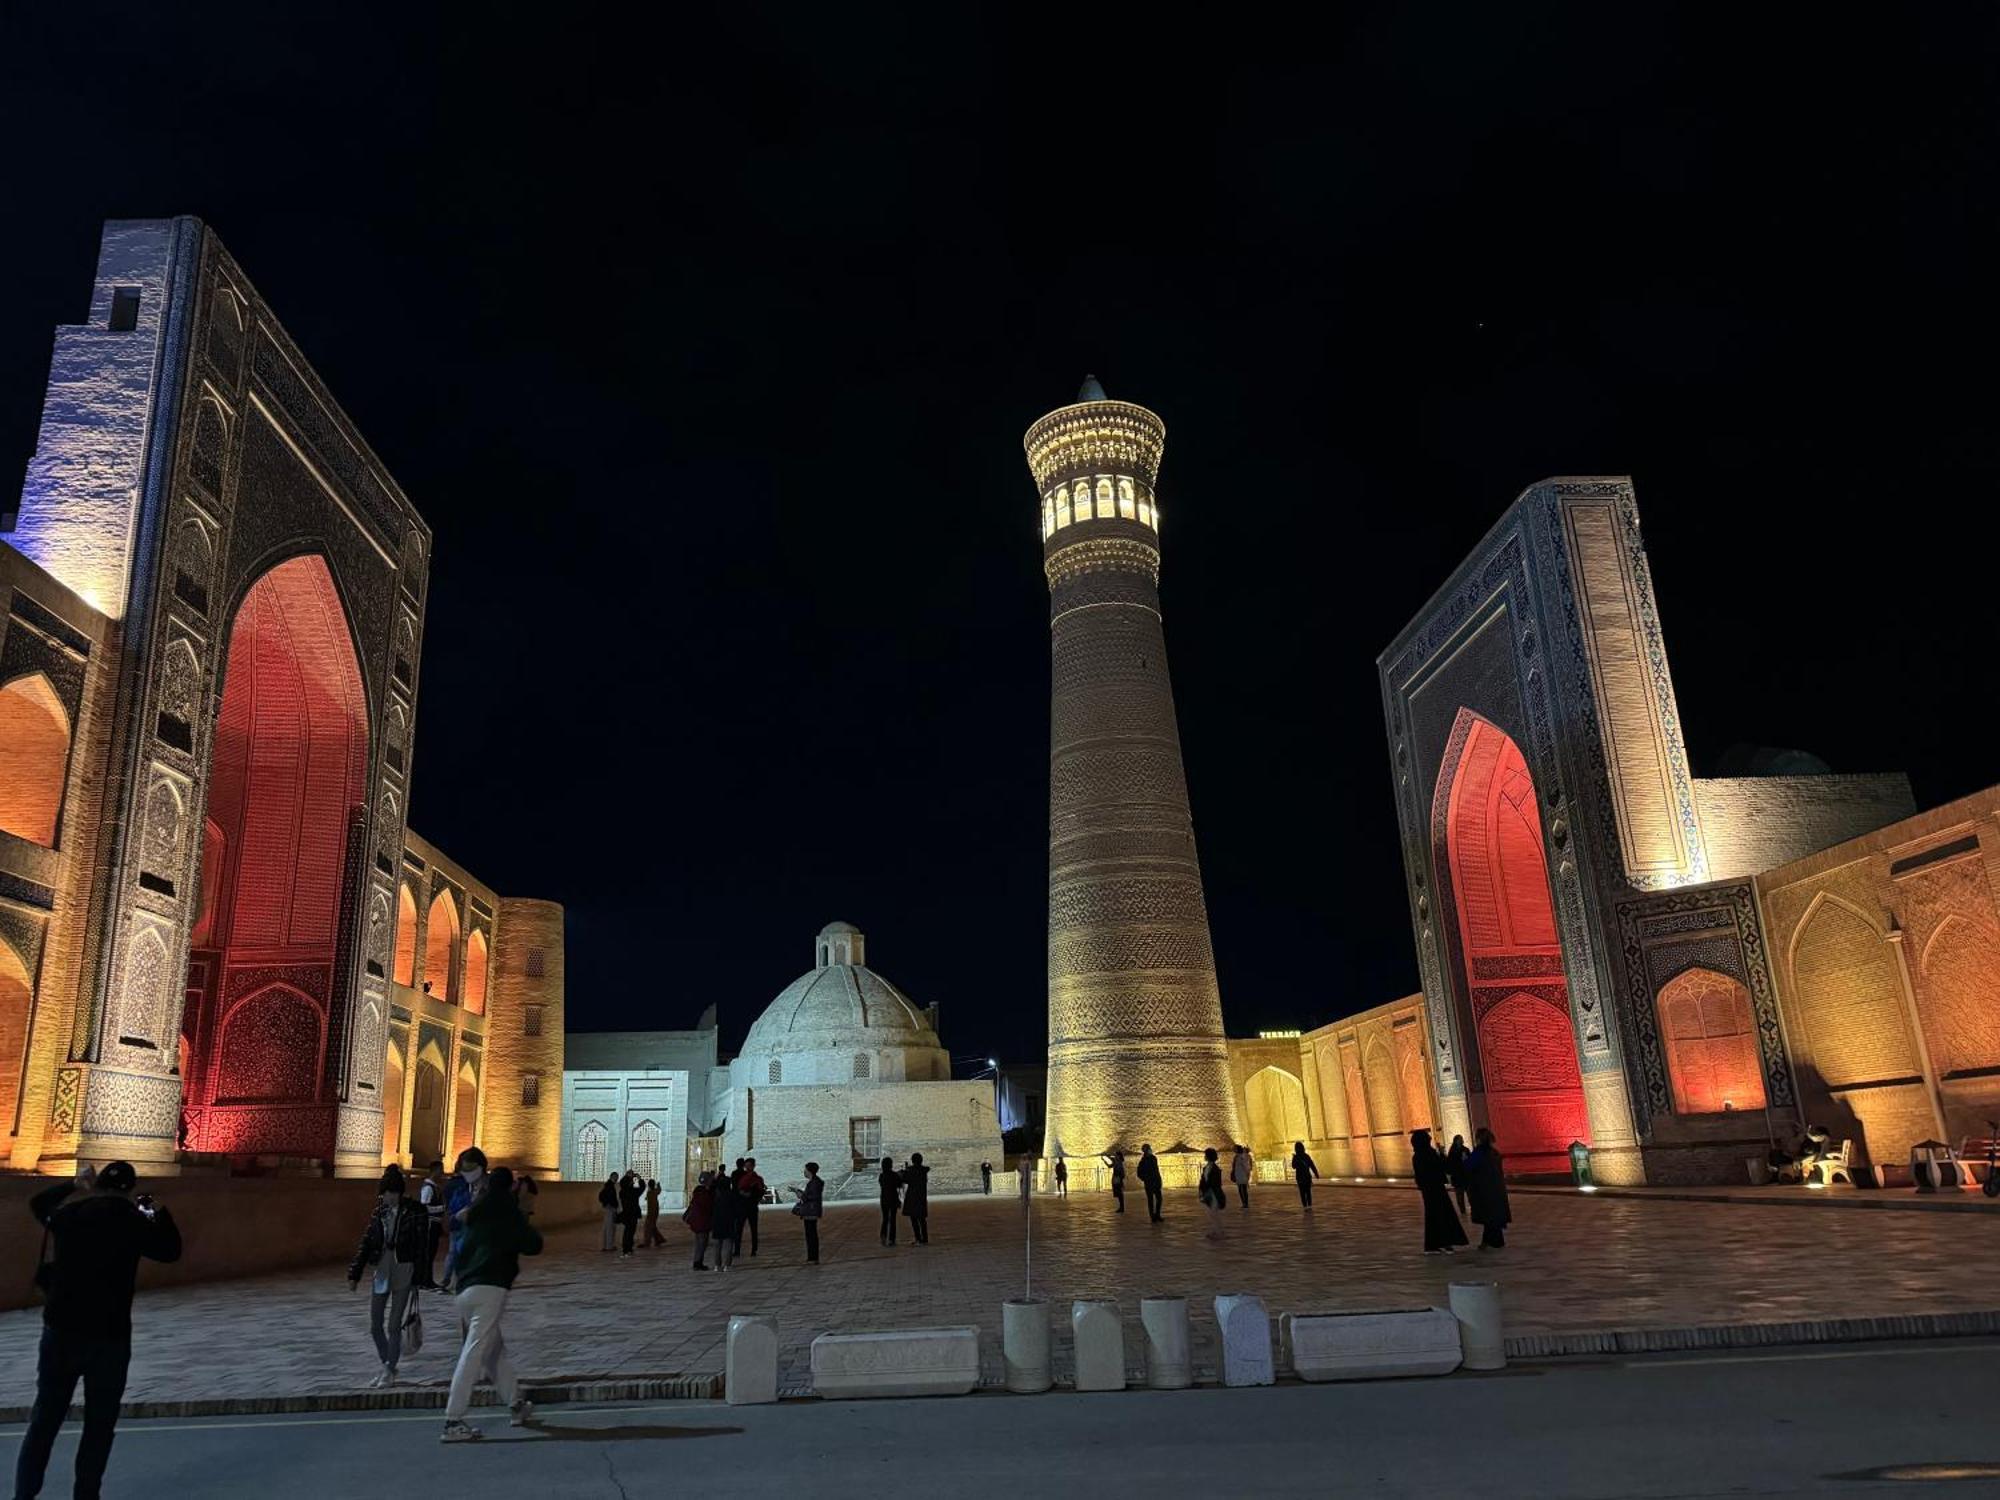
[{"left": 735, "top": 924, "right": 950, "bottom": 1084}]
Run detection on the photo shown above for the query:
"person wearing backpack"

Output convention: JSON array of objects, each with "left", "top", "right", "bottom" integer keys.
[
  {"left": 14, "top": 1161, "right": 181, "bottom": 1500},
  {"left": 440, "top": 1167, "right": 543, "bottom": 1442},
  {"left": 347, "top": 1164, "right": 427, "bottom": 1388}
]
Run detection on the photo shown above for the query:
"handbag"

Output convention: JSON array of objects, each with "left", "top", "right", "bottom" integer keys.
[{"left": 402, "top": 1292, "right": 424, "bottom": 1355}]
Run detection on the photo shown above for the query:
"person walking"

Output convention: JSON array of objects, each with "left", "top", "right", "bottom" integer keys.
[
  {"left": 1136, "top": 1143, "right": 1164, "bottom": 1222},
  {"left": 417, "top": 1158, "right": 448, "bottom": 1289},
  {"left": 1466, "top": 1128, "right": 1512, "bottom": 1250},
  {"left": 616, "top": 1171, "right": 643, "bottom": 1257},
  {"left": 1446, "top": 1134, "right": 1471, "bottom": 1215},
  {"left": 1290, "top": 1141, "right": 1320, "bottom": 1210},
  {"left": 596, "top": 1173, "right": 619, "bottom": 1253},
  {"left": 13, "top": 1162, "right": 181, "bottom": 1500},
  {"left": 643, "top": 1178, "right": 665, "bottom": 1248},
  {"left": 441, "top": 1148, "right": 485, "bottom": 1290},
  {"left": 877, "top": 1156, "right": 901, "bottom": 1246},
  {"left": 711, "top": 1173, "right": 743, "bottom": 1272},
  {"left": 980, "top": 1161, "right": 992, "bottom": 1195},
  {"left": 737, "top": 1158, "right": 766, "bottom": 1256},
  {"left": 440, "top": 1168, "right": 543, "bottom": 1442},
  {"left": 1053, "top": 1156, "right": 1068, "bottom": 1197},
  {"left": 347, "top": 1165, "right": 425, "bottom": 1388},
  {"left": 901, "top": 1152, "right": 931, "bottom": 1245},
  {"left": 1230, "top": 1144, "right": 1253, "bottom": 1209},
  {"left": 1198, "top": 1147, "right": 1227, "bottom": 1240},
  {"left": 793, "top": 1162, "right": 826, "bottom": 1264},
  {"left": 684, "top": 1172, "right": 716, "bottom": 1269},
  {"left": 1411, "top": 1129, "right": 1469, "bottom": 1254},
  {"left": 1105, "top": 1149, "right": 1127, "bottom": 1213}
]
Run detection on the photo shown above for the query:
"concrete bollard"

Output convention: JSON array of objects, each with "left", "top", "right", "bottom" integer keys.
[
  {"left": 725, "top": 1314, "right": 779, "bottom": 1405},
  {"left": 1071, "top": 1300, "right": 1125, "bottom": 1392},
  {"left": 1002, "top": 1299, "right": 1052, "bottom": 1394},
  {"left": 1214, "top": 1293, "right": 1274, "bottom": 1387},
  {"left": 1140, "top": 1297, "right": 1191, "bottom": 1389},
  {"left": 1448, "top": 1281, "right": 1506, "bottom": 1372}
]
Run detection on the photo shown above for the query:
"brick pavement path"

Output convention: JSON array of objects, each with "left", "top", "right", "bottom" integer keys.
[{"left": 3, "top": 1184, "right": 1995, "bottom": 1405}]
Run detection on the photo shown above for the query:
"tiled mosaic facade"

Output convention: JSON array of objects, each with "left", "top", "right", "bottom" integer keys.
[{"left": 0, "top": 219, "right": 562, "bottom": 1176}]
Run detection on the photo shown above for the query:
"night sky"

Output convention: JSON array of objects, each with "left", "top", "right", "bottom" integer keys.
[{"left": 2, "top": 10, "right": 1995, "bottom": 1066}]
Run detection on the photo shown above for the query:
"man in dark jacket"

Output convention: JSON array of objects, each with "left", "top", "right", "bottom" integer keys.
[
  {"left": 1136, "top": 1144, "right": 1165, "bottom": 1222},
  {"left": 736, "top": 1159, "right": 766, "bottom": 1255},
  {"left": 15, "top": 1161, "right": 182, "bottom": 1500}
]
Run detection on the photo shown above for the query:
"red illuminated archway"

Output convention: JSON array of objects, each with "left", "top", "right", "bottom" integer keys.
[
  {"left": 392, "top": 884, "right": 417, "bottom": 987},
  {"left": 181, "top": 555, "right": 368, "bottom": 1156},
  {"left": 423, "top": 891, "right": 459, "bottom": 1002},
  {"left": 1440, "top": 713, "right": 1588, "bottom": 1174}
]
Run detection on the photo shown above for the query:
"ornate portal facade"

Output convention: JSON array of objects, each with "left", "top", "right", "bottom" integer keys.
[
  {"left": 1028, "top": 379, "right": 1241, "bottom": 1158},
  {"left": 0, "top": 219, "right": 563, "bottom": 1178}
]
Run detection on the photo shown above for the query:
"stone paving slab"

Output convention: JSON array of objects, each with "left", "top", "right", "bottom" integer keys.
[{"left": 3, "top": 1184, "right": 1997, "bottom": 1412}]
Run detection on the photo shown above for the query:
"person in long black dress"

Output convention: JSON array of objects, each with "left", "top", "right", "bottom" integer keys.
[
  {"left": 877, "top": 1156, "right": 900, "bottom": 1246},
  {"left": 1410, "top": 1129, "right": 1468, "bottom": 1253},
  {"left": 1466, "top": 1128, "right": 1512, "bottom": 1249},
  {"left": 901, "top": 1152, "right": 931, "bottom": 1244}
]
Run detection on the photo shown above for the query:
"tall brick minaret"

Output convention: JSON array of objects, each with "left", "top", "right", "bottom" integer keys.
[{"left": 1026, "top": 377, "right": 1242, "bottom": 1158}]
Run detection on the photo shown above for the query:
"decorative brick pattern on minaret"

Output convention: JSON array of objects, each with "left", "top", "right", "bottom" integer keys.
[{"left": 1026, "top": 379, "right": 1243, "bottom": 1157}]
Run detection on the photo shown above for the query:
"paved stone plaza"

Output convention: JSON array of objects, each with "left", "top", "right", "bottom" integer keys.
[{"left": 2, "top": 1185, "right": 1995, "bottom": 1411}]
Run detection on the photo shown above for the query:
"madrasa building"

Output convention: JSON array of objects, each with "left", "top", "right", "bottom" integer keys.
[
  {"left": 1028, "top": 383, "right": 2000, "bottom": 1186},
  {"left": 0, "top": 219, "right": 564, "bottom": 1178}
]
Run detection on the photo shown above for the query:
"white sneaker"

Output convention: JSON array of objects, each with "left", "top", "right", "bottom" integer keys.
[
  {"left": 369, "top": 1364, "right": 395, "bottom": 1389},
  {"left": 440, "top": 1420, "right": 483, "bottom": 1443},
  {"left": 510, "top": 1398, "right": 534, "bottom": 1427}
]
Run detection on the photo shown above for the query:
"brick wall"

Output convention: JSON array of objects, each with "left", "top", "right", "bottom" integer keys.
[
  {"left": 0, "top": 543, "right": 119, "bottom": 1171},
  {"left": 1756, "top": 786, "right": 2000, "bottom": 1166},
  {"left": 484, "top": 898, "right": 564, "bottom": 1177},
  {"left": 727, "top": 1079, "right": 1002, "bottom": 1194},
  {"left": 1696, "top": 774, "right": 1916, "bottom": 879},
  {"left": 1267, "top": 995, "right": 1434, "bottom": 1179}
]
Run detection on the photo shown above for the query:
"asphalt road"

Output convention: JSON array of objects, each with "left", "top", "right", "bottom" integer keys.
[{"left": 9, "top": 1339, "right": 2000, "bottom": 1498}]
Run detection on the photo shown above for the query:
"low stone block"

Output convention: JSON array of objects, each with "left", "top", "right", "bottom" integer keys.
[
  {"left": 1215, "top": 1293, "right": 1273, "bottom": 1387},
  {"left": 1140, "top": 1296, "right": 1191, "bottom": 1390},
  {"left": 811, "top": 1326, "right": 981, "bottom": 1400},
  {"left": 1283, "top": 1307, "right": 1462, "bottom": 1382},
  {"left": 725, "top": 1314, "right": 778, "bottom": 1405},
  {"left": 1071, "top": 1300, "right": 1125, "bottom": 1392}
]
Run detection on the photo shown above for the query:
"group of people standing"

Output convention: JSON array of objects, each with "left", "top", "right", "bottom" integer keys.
[
  {"left": 1413, "top": 1127, "right": 1512, "bottom": 1252},
  {"left": 597, "top": 1170, "right": 670, "bottom": 1256},
  {"left": 875, "top": 1152, "right": 931, "bottom": 1245},
  {"left": 680, "top": 1156, "right": 829, "bottom": 1268}
]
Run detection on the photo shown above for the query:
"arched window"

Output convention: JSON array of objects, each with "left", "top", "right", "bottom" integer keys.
[
  {"left": 576, "top": 1120, "right": 608, "bottom": 1180},
  {"left": 1074, "top": 484, "right": 1092, "bottom": 521},
  {"left": 630, "top": 1119, "right": 661, "bottom": 1179},
  {"left": 0, "top": 673, "right": 71, "bottom": 847},
  {"left": 853, "top": 1053, "right": 871, "bottom": 1080},
  {"left": 1118, "top": 477, "right": 1137, "bottom": 519},
  {"left": 424, "top": 890, "right": 460, "bottom": 1002},
  {"left": 769, "top": 1058, "right": 782, "bottom": 1084},
  {"left": 462, "top": 929, "right": 488, "bottom": 1016},
  {"left": 1095, "top": 476, "right": 1113, "bottom": 510},
  {"left": 1056, "top": 486, "right": 1072, "bottom": 528},
  {"left": 1042, "top": 497, "right": 1055, "bottom": 539},
  {"left": 392, "top": 884, "right": 418, "bottom": 987},
  {"left": 1657, "top": 967, "right": 1766, "bottom": 1115}
]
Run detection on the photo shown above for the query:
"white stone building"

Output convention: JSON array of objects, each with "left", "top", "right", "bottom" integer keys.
[
  {"left": 560, "top": 1014, "right": 728, "bottom": 1210},
  {"left": 717, "top": 922, "right": 1001, "bottom": 1198}
]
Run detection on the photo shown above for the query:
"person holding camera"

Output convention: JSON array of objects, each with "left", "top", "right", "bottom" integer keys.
[{"left": 14, "top": 1160, "right": 181, "bottom": 1500}]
